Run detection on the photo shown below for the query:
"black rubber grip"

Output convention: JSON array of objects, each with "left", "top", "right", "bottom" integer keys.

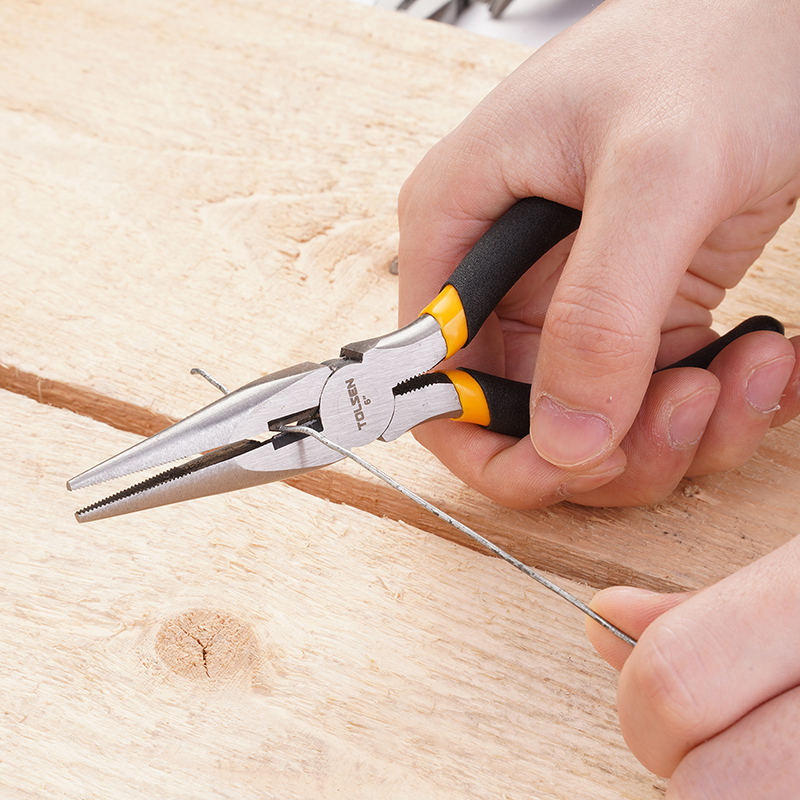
[
  {"left": 448, "top": 315, "right": 786, "bottom": 438},
  {"left": 459, "top": 369, "right": 532, "bottom": 438},
  {"left": 654, "top": 315, "right": 784, "bottom": 371},
  {"left": 444, "top": 197, "right": 582, "bottom": 345}
]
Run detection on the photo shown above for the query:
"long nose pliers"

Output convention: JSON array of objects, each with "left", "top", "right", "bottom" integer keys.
[{"left": 68, "top": 198, "right": 783, "bottom": 522}]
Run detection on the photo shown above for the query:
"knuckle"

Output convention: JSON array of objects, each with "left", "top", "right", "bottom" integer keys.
[
  {"left": 613, "top": 100, "right": 709, "bottom": 170},
  {"left": 546, "top": 290, "right": 651, "bottom": 378},
  {"left": 600, "top": 108, "right": 728, "bottom": 213},
  {"left": 628, "top": 624, "right": 713, "bottom": 743}
]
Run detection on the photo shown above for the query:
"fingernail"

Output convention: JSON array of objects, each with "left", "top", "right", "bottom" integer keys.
[
  {"left": 746, "top": 357, "right": 794, "bottom": 413},
  {"left": 668, "top": 388, "right": 718, "bottom": 449},
  {"left": 558, "top": 451, "right": 627, "bottom": 497},
  {"left": 531, "top": 395, "right": 613, "bottom": 467}
]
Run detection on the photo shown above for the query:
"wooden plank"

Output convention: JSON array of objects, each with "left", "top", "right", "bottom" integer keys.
[
  {"left": 1, "top": 0, "right": 798, "bottom": 598},
  {"left": 0, "top": 391, "right": 666, "bottom": 799}
]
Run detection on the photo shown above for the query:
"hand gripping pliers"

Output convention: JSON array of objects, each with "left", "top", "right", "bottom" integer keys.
[{"left": 68, "top": 198, "right": 783, "bottom": 522}]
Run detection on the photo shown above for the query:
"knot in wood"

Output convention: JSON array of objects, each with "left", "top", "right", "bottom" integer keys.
[{"left": 155, "top": 609, "right": 257, "bottom": 683}]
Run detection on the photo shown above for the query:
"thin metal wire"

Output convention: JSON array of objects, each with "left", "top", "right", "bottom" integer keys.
[
  {"left": 282, "top": 424, "right": 637, "bottom": 648},
  {"left": 190, "top": 367, "right": 230, "bottom": 396}
]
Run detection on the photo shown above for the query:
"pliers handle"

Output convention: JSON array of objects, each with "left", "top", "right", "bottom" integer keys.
[{"left": 416, "top": 197, "right": 784, "bottom": 437}]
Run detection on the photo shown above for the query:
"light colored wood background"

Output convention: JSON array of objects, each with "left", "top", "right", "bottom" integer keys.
[{"left": 0, "top": 0, "right": 798, "bottom": 796}]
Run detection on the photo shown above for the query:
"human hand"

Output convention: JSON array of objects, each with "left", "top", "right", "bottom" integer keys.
[
  {"left": 585, "top": 535, "right": 800, "bottom": 797},
  {"left": 397, "top": 0, "right": 800, "bottom": 508}
]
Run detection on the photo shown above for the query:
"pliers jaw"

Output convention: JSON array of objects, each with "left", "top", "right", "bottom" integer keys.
[
  {"left": 68, "top": 361, "right": 337, "bottom": 521},
  {"left": 68, "top": 361, "right": 332, "bottom": 491}
]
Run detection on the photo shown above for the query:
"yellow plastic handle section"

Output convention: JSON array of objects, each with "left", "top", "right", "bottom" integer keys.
[
  {"left": 420, "top": 285, "right": 468, "bottom": 360},
  {"left": 443, "top": 370, "right": 491, "bottom": 427}
]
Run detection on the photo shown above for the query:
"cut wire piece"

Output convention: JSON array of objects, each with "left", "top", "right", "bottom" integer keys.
[
  {"left": 191, "top": 367, "right": 230, "bottom": 396},
  {"left": 280, "top": 424, "right": 637, "bottom": 648}
]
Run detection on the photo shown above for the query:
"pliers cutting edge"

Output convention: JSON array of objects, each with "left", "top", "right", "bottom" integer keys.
[{"left": 68, "top": 198, "right": 783, "bottom": 522}]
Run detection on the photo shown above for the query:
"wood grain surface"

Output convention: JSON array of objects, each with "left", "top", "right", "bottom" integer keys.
[{"left": 0, "top": 0, "right": 798, "bottom": 796}]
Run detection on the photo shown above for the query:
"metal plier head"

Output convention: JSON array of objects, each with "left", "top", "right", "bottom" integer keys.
[
  {"left": 68, "top": 313, "right": 460, "bottom": 521},
  {"left": 68, "top": 197, "right": 784, "bottom": 522}
]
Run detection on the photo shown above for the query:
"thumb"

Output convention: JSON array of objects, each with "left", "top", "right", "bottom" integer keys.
[
  {"left": 529, "top": 183, "right": 712, "bottom": 469},
  {"left": 586, "top": 587, "right": 695, "bottom": 671}
]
